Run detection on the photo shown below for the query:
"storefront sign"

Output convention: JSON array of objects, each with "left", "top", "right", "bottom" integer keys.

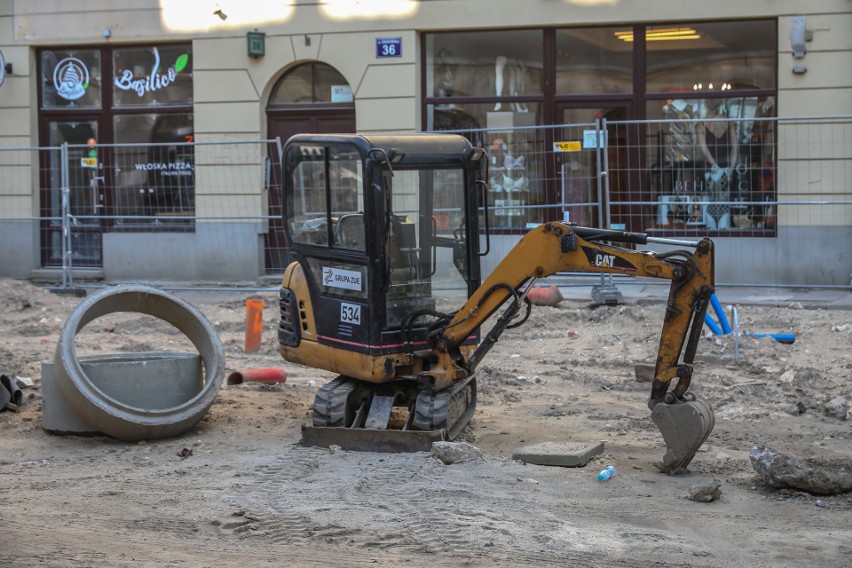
[
  {"left": 376, "top": 37, "right": 402, "bottom": 58},
  {"left": 0, "top": 49, "right": 6, "bottom": 88},
  {"left": 54, "top": 57, "right": 90, "bottom": 101},
  {"left": 134, "top": 161, "right": 194, "bottom": 176},
  {"left": 114, "top": 47, "right": 189, "bottom": 97},
  {"left": 553, "top": 141, "right": 581, "bottom": 152}
]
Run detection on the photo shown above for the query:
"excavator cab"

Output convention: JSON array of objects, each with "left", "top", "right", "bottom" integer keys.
[{"left": 280, "top": 133, "right": 485, "bottom": 361}]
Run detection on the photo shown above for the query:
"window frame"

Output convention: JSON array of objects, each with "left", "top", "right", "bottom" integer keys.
[
  {"left": 38, "top": 42, "right": 194, "bottom": 234},
  {"left": 422, "top": 20, "right": 779, "bottom": 238}
]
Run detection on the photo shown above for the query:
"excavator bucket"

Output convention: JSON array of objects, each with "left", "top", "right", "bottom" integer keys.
[{"left": 651, "top": 396, "right": 715, "bottom": 475}]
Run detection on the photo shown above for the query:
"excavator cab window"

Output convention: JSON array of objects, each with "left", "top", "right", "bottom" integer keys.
[
  {"left": 382, "top": 166, "right": 471, "bottom": 329},
  {"left": 285, "top": 142, "right": 363, "bottom": 249}
]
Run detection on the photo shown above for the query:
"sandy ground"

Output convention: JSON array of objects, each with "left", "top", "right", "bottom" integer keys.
[{"left": 0, "top": 278, "right": 850, "bottom": 567}]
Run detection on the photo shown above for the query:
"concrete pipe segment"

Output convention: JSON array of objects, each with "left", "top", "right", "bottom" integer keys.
[{"left": 53, "top": 285, "right": 226, "bottom": 441}]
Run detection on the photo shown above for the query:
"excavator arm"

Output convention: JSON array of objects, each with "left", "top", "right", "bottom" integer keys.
[{"left": 422, "top": 222, "right": 715, "bottom": 473}]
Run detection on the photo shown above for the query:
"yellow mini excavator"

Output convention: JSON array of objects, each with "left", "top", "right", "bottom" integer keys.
[{"left": 277, "top": 133, "right": 715, "bottom": 474}]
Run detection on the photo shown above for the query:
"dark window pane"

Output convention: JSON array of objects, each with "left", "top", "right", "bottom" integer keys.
[
  {"left": 112, "top": 113, "right": 194, "bottom": 224},
  {"left": 41, "top": 49, "right": 102, "bottom": 109},
  {"left": 270, "top": 63, "right": 351, "bottom": 105},
  {"left": 426, "top": 30, "right": 543, "bottom": 98},
  {"left": 646, "top": 20, "right": 776, "bottom": 93},
  {"left": 112, "top": 45, "right": 193, "bottom": 107},
  {"left": 315, "top": 63, "right": 352, "bottom": 103},
  {"left": 555, "top": 27, "right": 633, "bottom": 94},
  {"left": 47, "top": 121, "right": 99, "bottom": 221},
  {"left": 272, "top": 65, "right": 313, "bottom": 104}
]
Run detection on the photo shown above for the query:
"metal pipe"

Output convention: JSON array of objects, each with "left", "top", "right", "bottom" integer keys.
[{"left": 646, "top": 236, "right": 701, "bottom": 247}]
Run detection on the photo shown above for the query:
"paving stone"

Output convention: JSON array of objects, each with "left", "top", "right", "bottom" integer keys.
[{"left": 512, "top": 441, "right": 605, "bottom": 467}]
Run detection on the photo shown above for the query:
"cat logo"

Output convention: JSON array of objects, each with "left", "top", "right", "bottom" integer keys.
[
  {"left": 581, "top": 246, "right": 638, "bottom": 272},
  {"left": 594, "top": 253, "right": 616, "bottom": 268}
]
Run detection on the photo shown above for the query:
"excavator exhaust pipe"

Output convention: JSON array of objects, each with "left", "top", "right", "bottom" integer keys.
[{"left": 651, "top": 396, "right": 715, "bottom": 475}]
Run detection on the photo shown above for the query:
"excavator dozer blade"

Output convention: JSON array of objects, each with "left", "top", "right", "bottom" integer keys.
[
  {"left": 302, "top": 375, "right": 477, "bottom": 453},
  {"left": 651, "top": 397, "right": 715, "bottom": 475},
  {"left": 301, "top": 425, "right": 446, "bottom": 453}
]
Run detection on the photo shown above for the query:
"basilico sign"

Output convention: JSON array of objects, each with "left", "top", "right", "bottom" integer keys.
[{"left": 114, "top": 47, "right": 189, "bottom": 97}]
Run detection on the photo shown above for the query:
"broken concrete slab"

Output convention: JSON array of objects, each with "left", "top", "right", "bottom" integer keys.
[
  {"left": 512, "top": 440, "right": 604, "bottom": 467},
  {"left": 687, "top": 479, "right": 722, "bottom": 502},
  {"left": 432, "top": 441, "right": 484, "bottom": 465},
  {"left": 823, "top": 396, "right": 848, "bottom": 420},
  {"left": 750, "top": 444, "right": 852, "bottom": 495}
]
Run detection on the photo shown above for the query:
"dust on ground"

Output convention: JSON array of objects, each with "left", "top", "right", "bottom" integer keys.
[{"left": 0, "top": 278, "right": 849, "bottom": 567}]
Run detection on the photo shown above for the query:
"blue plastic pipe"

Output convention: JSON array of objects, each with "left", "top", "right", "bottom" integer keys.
[
  {"left": 745, "top": 332, "right": 796, "bottom": 344},
  {"left": 710, "top": 294, "right": 732, "bottom": 334},
  {"left": 704, "top": 312, "right": 723, "bottom": 335}
]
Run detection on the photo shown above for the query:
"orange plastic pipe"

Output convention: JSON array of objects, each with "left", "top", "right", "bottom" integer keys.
[
  {"left": 244, "top": 298, "right": 264, "bottom": 353},
  {"left": 227, "top": 368, "right": 287, "bottom": 385},
  {"left": 527, "top": 285, "right": 563, "bottom": 306}
]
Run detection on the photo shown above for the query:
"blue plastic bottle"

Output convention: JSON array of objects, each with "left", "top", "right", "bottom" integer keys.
[{"left": 598, "top": 465, "right": 616, "bottom": 481}]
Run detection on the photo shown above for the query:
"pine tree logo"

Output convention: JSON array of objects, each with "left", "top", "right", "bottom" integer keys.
[{"left": 54, "top": 57, "right": 90, "bottom": 101}]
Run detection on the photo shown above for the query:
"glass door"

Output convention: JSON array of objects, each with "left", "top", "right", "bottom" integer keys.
[{"left": 43, "top": 119, "right": 105, "bottom": 266}]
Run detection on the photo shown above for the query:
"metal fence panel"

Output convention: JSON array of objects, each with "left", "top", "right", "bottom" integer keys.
[{"left": 1, "top": 119, "right": 850, "bottom": 289}]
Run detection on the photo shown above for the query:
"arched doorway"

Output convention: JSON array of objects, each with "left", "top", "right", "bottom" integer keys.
[{"left": 265, "top": 62, "right": 356, "bottom": 271}]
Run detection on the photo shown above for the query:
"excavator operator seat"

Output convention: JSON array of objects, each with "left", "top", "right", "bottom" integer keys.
[{"left": 334, "top": 212, "right": 365, "bottom": 250}]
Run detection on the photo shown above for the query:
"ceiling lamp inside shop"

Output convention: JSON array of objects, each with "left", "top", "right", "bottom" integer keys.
[{"left": 615, "top": 27, "right": 701, "bottom": 42}]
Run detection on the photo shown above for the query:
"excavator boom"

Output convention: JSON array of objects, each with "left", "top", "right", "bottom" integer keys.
[{"left": 421, "top": 222, "right": 715, "bottom": 473}]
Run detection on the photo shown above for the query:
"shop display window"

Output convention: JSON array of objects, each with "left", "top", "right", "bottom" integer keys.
[
  {"left": 425, "top": 30, "right": 543, "bottom": 99},
  {"left": 38, "top": 42, "right": 195, "bottom": 245},
  {"left": 40, "top": 49, "right": 102, "bottom": 109},
  {"left": 112, "top": 45, "right": 193, "bottom": 107},
  {"left": 425, "top": 20, "right": 776, "bottom": 237},
  {"left": 645, "top": 96, "right": 777, "bottom": 232},
  {"left": 645, "top": 21, "right": 776, "bottom": 93},
  {"left": 555, "top": 27, "right": 633, "bottom": 95},
  {"left": 112, "top": 113, "right": 195, "bottom": 225},
  {"left": 426, "top": 103, "right": 545, "bottom": 232}
]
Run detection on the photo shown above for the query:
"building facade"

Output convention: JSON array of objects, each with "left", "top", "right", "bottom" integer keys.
[{"left": 0, "top": 0, "right": 850, "bottom": 284}]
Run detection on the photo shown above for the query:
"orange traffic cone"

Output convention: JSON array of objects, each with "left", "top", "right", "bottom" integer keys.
[{"left": 244, "top": 298, "right": 264, "bottom": 353}]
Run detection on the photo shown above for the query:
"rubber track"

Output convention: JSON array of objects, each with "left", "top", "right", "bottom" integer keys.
[
  {"left": 414, "top": 376, "right": 477, "bottom": 438},
  {"left": 312, "top": 376, "right": 355, "bottom": 427}
]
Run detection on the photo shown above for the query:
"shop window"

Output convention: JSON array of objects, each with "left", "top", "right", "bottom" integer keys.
[
  {"left": 645, "top": 96, "right": 776, "bottom": 232},
  {"left": 427, "top": 103, "right": 545, "bottom": 232},
  {"left": 39, "top": 43, "right": 193, "bottom": 237},
  {"left": 422, "top": 23, "right": 777, "bottom": 237},
  {"left": 555, "top": 27, "right": 633, "bottom": 94},
  {"left": 426, "top": 30, "right": 543, "bottom": 99},
  {"left": 40, "top": 49, "right": 102, "bottom": 109},
  {"left": 112, "top": 113, "right": 195, "bottom": 225},
  {"left": 645, "top": 20, "right": 776, "bottom": 94},
  {"left": 112, "top": 45, "right": 193, "bottom": 107},
  {"left": 270, "top": 62, "right": 352, "bottom": 105},
  {"left": 425, "top": 30, "right": 545, "bottom": 232}
]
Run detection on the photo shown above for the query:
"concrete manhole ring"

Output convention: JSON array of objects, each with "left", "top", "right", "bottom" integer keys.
[{"left": 53, "top": 285, "right": 225, "bottom": 441}]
